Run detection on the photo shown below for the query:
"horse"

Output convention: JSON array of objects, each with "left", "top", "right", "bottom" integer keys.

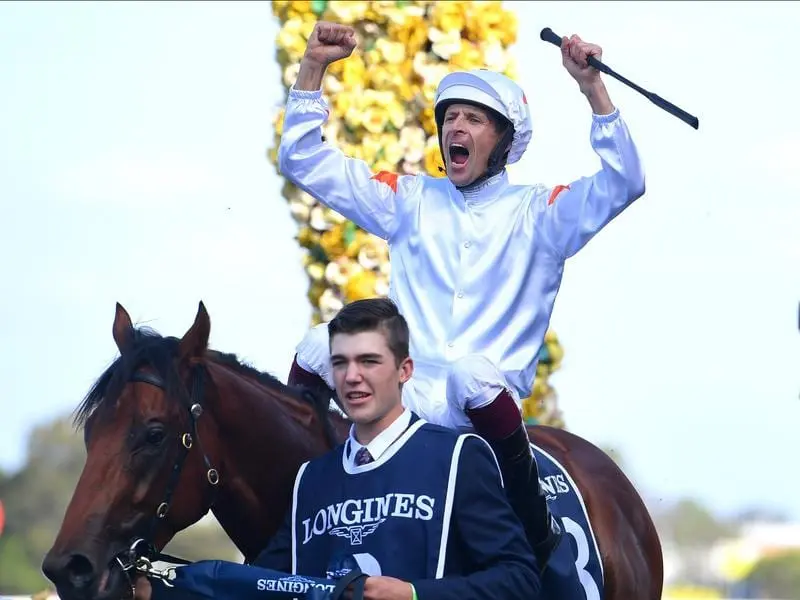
[{"left": 42, "top": 302, "right": 663, "bottom": 600}]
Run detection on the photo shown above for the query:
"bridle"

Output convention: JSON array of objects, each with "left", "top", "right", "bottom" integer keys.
[
  {"left": 113, "top": 363, "right": 220, "bottom": 591},
  {"left": 108, "top": 360, "right": 342, "bottom": 597}
]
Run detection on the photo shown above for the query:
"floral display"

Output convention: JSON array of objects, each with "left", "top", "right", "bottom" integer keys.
[
  {"left": 269, "top": 0, "right": 565, "bottom": 428},
  {"left": 521, "top": 330, "right": 566, "bottom": 428}
]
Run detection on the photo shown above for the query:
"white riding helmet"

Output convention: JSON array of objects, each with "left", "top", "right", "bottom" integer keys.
[{"left": 434, "top": 69, "right": 533, "bottom": 168}]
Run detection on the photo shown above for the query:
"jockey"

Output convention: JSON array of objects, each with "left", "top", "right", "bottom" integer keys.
[{"left": 279, "top": 21, "right": 646, "bottom": 570}]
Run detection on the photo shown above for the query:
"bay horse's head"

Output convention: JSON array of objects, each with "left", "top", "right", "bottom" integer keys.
[{"left": 41, "top": 301, "right": 226, "bottom": 600}]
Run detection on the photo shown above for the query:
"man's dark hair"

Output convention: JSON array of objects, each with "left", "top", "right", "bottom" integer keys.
[{"left": 328, "top": 298, "right": 410, "bottom": 365}]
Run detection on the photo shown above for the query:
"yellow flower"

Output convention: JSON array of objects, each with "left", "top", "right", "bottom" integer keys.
[
  {"left": 375, "top": 38, "right": 407, "bottom": 65},
  {"left": 325, "top": 207, "right": 347, "bottom": 225},
  {"left": 358, "top": 89, "right": 396, "bottom": 110},
  {"left": 387, "top": 15, "right": 428, "bottom": 56},
  {"left": 365, "top": 1, "right": 399, "bottom": 23},
  {"left": 360, "top": 134, "right": 383, "bottom": 165},
  {"left": 362, "top": 47, "right": 384, "bottom": 69},
  {"left": 272, "top": 0, "right": 290, "bottom": 17},
  {"left": 368, "top": 64, "right": 415, "bottom": 104},
  {"left": 464, "top": 2, "right": 517, "bottom": 45},
  {"left": 419, "top": 106, "right": 438, "bottom": 137},
  {"left": 424, "top": 135, "right": 446, "bottom": 177},
  {"left": 272, "top": 1, "right": 312, "bottom": 21},
  {"left": 345, "top": 230, "right": 369, "bottom": 258},
  {"left": 344, "top": 270, "right": 379, "bottom": 303},
  {"left": 325, "top": 257, "right": 363, "bottom": 287},
  {"left": 451, "top": 41, "right": 485, "bottom": 71},
  {"left": 430, "top": 1, "right": 466, "bottom": 33},
  {"left": 362, "top": 106, "right": 390, "bottom": 135},
  {"left": 276, "top": 16, "right": 315, "bottom": 62},
  {"left": 386, "top": 99, "right": 406, "bottom": 129},
  {"left": 306, "top": 261, "right": 326, "bottom": 282},
  {"left": 531, "top": 378, "right": 550, "bottom": 401},
  {"left": 273, "top": 108, "right": 286, "bottom": 136},
  {"left": 340, "top": 54, "right": 367, "bottom": 88},
  {"left": 326, "top": 1, "right": 369, "bottom": 24},
  {"left": 319, "top": 223, "right": 346, "bottom": 258},
  {"left": 296, "top": 226, "right": 319, "bottom": 250},
  {"left": 380, "top": 131, "right": 404, "bottom": 166}
]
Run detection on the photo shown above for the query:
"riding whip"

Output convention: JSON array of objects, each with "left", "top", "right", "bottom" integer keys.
[{"left": 540, "top": 27, "right": 699, "bottom": 130}]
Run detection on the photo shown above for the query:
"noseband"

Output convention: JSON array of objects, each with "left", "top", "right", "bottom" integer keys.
[{"left": 115, "top": 363, "right": 219, "bottom": 588}]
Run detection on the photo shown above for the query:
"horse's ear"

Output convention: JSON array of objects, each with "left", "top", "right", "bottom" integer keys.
[
  {"left": 179, "top": 301, "right": 211, "bottom": 360},
  {"left": 113, "top": 302, "right": 134, "bottom": 354}
]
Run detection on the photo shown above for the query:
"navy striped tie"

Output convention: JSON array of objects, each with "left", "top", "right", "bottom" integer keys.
[{"left": 355, "top": 447, "right": 374, "bottom": 466}]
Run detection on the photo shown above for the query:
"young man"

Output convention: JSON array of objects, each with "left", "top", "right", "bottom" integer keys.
[
  {"left": 137, "top": 298, "right": 541, "bottom": 600},
  {"left": 281, "top": 21, "right": 646, "bottom": 568}
]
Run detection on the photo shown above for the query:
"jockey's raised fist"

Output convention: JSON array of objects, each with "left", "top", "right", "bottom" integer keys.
[{"left": 304, "top": 22, "right": 357, "bottom": 66}]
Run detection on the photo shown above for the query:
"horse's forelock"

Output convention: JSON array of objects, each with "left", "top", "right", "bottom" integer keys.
[{"left": 74, "top": 328, "right": 185, "bottom": 431}]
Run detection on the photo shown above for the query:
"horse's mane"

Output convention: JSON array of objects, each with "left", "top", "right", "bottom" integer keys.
[{"left": 73, "top": 325, "right": 335, "bottom": 435}]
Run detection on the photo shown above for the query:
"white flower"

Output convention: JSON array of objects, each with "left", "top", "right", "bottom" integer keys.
[
  {"left": 309, "top": 206, "right": 332, "bottom": 231},
  {"left": 289, "top": 199, "right": 311, "bottom": 222},
  {"left": 429, "top": 27, "right": 462, "bottom": 60},
  {"left": 283, "top": 62, "right": 301, "bottom": 88},
  {"left": 319, "top": 288, "right": 344, "bottom": 322}
]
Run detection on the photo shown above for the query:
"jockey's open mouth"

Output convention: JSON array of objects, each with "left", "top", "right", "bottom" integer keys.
[{"left": 448, "top": 143, "right": 470, "bottom": 169}]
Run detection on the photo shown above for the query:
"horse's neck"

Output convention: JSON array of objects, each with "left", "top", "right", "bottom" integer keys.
[{"left": 202, "top": 360, "right": 334, "bottom": 561}]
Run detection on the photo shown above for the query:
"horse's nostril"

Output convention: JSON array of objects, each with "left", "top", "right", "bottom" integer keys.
[
  {"left": 42, "top": 551, "right": 97, "bottom": 593},
  {"left": 65, "top": 553, "right": 96, "bottom": 588}
]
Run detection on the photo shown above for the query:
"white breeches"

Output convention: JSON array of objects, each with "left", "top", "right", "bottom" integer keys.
[{"left": 295, "top": 323, "right": 522, "bottom": 430}]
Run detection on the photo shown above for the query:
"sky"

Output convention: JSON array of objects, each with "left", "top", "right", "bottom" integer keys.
[{"left": 0, "top": 1, "right": 798, "bottom": 523}]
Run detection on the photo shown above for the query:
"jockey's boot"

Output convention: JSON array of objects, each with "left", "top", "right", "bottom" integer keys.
[
  {"left": 492, "top": 422, "right": 562, "bottom": 571},
  {"left": 466, "top": 389, "right": 562, "bottom": 571}
]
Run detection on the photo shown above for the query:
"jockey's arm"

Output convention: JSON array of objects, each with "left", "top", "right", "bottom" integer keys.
[
  {"left": 410, "top": 436, "right": 541, "bottom": 600},
  {"left": 532, "top": 103, "right": 646, "bottom": 260},
  {"left": 277, "top": 66, "right": 422, "bottom": 242}
]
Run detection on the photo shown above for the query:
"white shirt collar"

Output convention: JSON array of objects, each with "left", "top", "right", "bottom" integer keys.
[{"left": 347, "top": 408, "right": 412, "bottom": 466}]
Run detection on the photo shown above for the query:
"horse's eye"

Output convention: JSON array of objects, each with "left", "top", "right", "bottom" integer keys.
[{"left": 146, "top": 426, "right": 165, "bottom": 446}]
